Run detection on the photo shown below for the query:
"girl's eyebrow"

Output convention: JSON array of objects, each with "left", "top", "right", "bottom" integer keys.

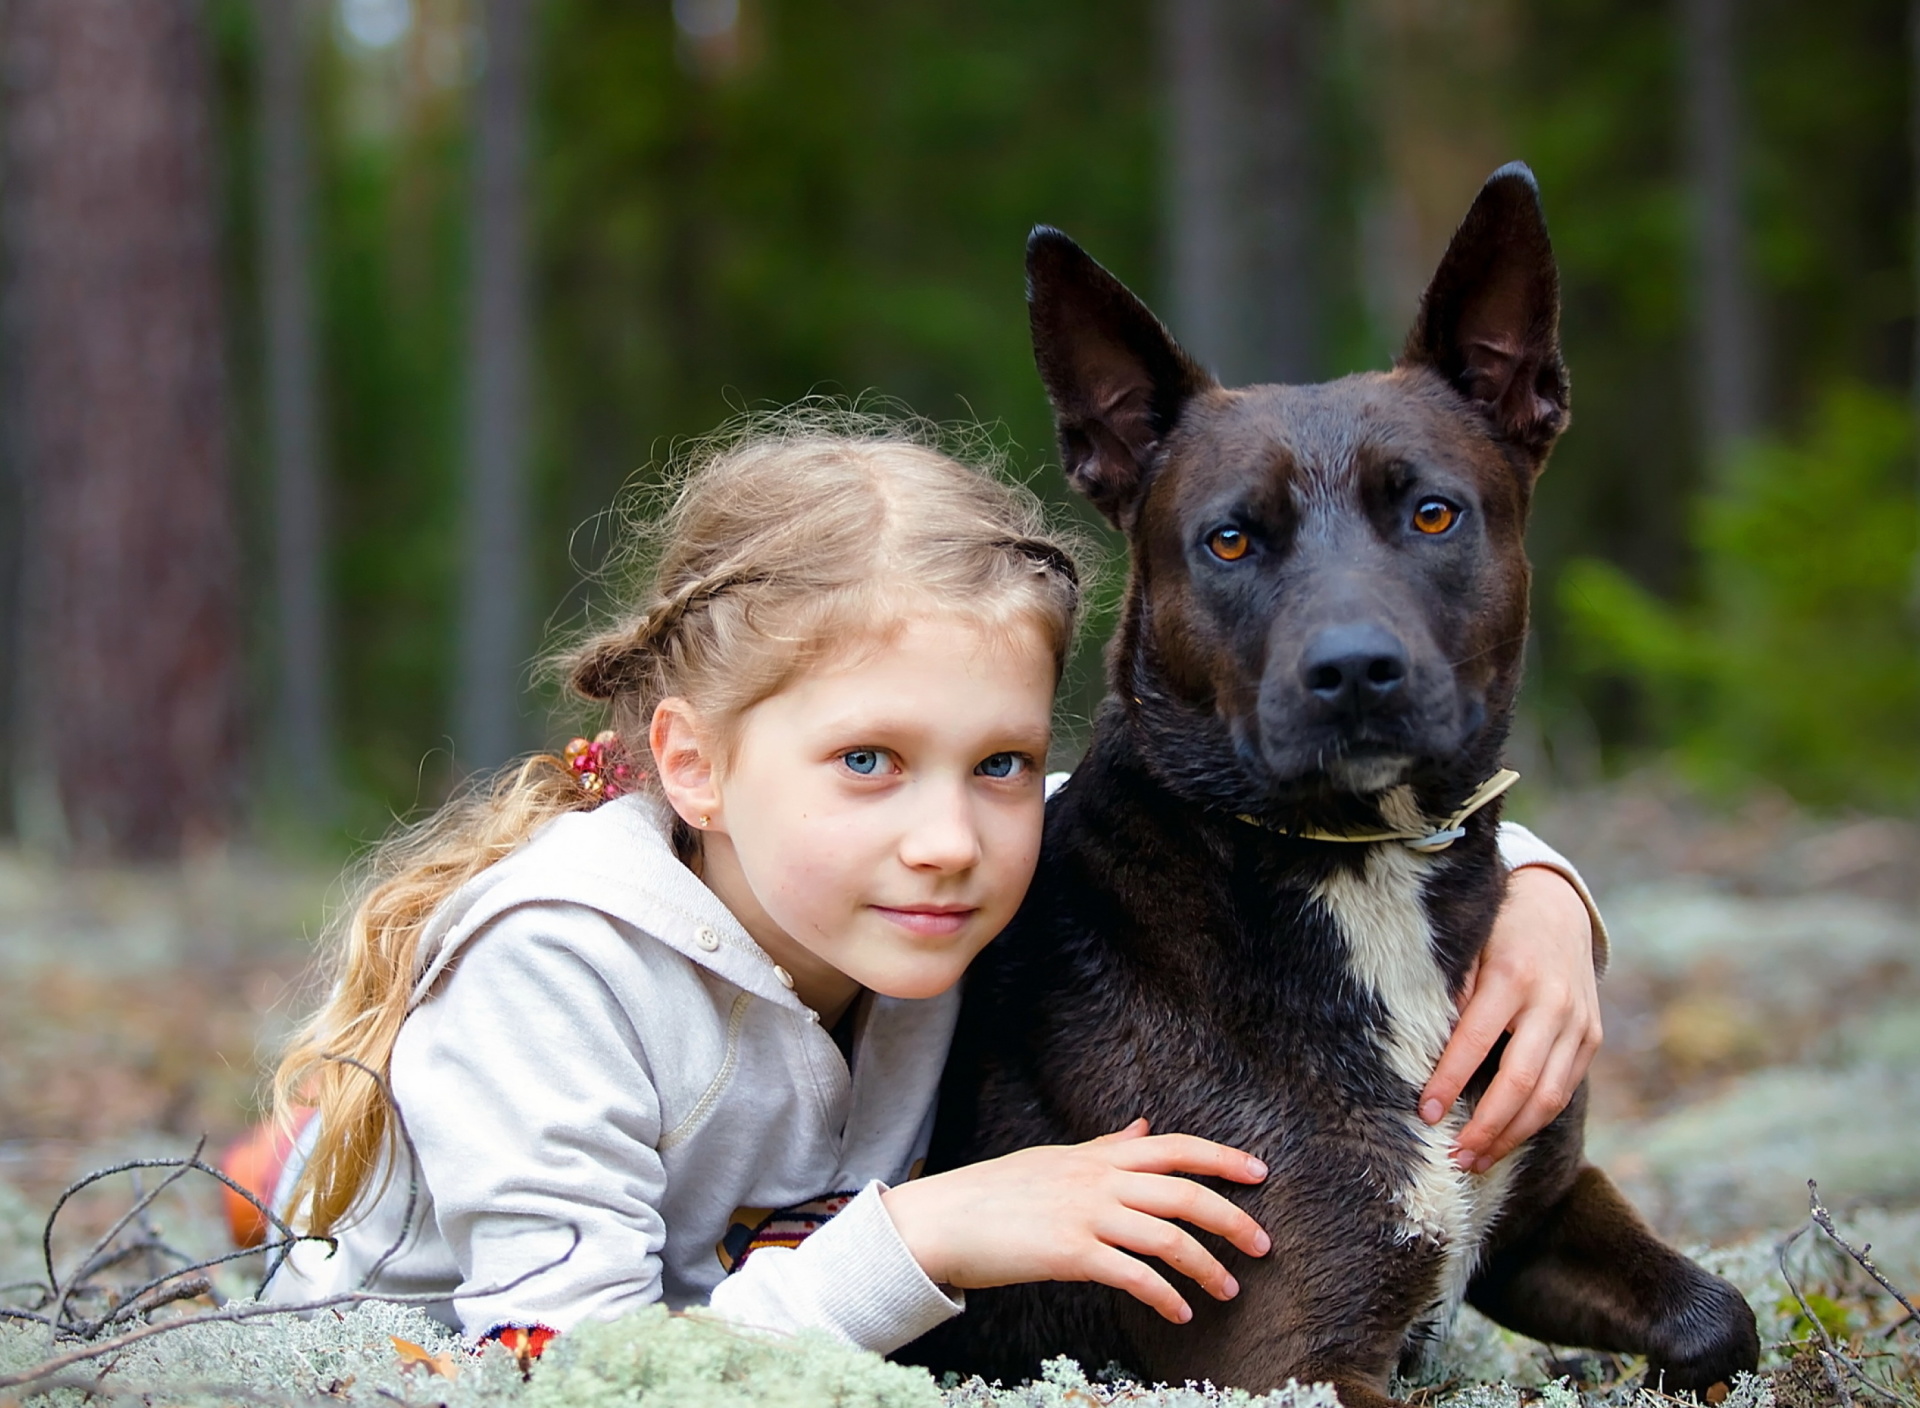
[{"left": 812, "top": 711, "right": 1050, "bottom": 750}]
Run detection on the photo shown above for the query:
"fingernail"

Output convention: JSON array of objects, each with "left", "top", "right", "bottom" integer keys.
[
  {"left": 1245, "top": 1157, "right": 1267, "bottom": 1180},
  {"left": 1419, "top": 1098, "right": 1443, "bottom": 1123},
  {"left": 1222, "top": 1275, "right": 1239, "bottom": 1299},
  {"left": 1472, "top": 1155, "right": 1493, "bottom": 1174},
  {"left": 1253, "top": 1229, "right": 1271, "bottom": 1255},
  {"left": 1178, "top": 1303, "right": 1193, "bottom": 1323}
]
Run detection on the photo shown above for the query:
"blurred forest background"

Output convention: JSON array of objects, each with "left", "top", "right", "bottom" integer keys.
[{"left": 0, "top": 0, "right": 1916, "bottom": 857}]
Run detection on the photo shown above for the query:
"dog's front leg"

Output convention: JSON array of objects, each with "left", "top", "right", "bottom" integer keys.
[
  {"left": 1130, "top": 1223, "right": 1437, "bottom": 1408},
  {"left": 1466, "top": 1163, "right": 1759, "bottom": 1391}
]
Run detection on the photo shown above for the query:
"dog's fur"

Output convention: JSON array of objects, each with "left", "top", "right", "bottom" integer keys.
[{"left": 902, "top": 167, "right": 1759, "bottom": 1406}]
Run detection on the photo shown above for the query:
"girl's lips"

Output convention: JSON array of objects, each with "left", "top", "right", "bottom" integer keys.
[{"left": 872, "top": 905, "right": 977, "bottom": 937}]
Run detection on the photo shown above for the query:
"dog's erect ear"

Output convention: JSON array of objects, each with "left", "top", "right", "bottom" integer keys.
[
  {"left": 1028, "top": 228, "right": 1216, "bottom": 529},
  {"left": 1401, "top": 163, "right": 1569, "bottom": 465}
]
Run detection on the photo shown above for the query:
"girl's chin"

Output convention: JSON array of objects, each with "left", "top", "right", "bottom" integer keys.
[{"left": 856, "top": 958, "right": 969, "bottom": 1003}]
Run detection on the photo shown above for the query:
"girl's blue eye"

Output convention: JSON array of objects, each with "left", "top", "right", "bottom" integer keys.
[
  {"left": 842, "top": 749, "right": 885, "bottom": 775},
  {"left": 975, "top": 753, "right": 1027, "bottom": 779}
]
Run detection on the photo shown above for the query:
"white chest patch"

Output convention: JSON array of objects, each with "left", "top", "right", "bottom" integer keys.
[{"left": 1311, "top": 842, "right": 1521, "bottom": 1323}]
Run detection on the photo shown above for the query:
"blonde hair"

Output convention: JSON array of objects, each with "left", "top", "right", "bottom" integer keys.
[{"left": 273, "top": 408, "right": 1083, "bottom": 1236}]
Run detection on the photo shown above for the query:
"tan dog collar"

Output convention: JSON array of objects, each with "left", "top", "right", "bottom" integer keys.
[{"left": 1236, "top": 768, "right": 1520, "bottom": 854}]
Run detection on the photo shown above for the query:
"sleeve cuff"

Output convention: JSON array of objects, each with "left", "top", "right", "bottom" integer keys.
[
  {"left": 810, "top": 1180, "right": 964, "bottom": 1351},
  {"left": 1494, "top": 821, "right": 1611, "bottom": 979},
  {"left": 706, "top": 1180, "right": 961, "bottom": 1355}
]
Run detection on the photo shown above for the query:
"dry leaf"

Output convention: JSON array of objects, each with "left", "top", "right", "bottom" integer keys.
[
  {"left": 1705, "top": 1383, "right": 1730, "bottom": 1405},
  {"left": 391, "top": 1335, "right": 460, "bottom": 1380}
]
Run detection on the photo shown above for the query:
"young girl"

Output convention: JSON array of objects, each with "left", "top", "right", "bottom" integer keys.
[{"left": 261, "top": 416, "right": 1606, "bottom": 1357}]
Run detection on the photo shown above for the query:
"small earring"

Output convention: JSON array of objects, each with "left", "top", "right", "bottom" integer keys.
[{"left": 697, "top": 814, "right": 710, "bottom": 828}]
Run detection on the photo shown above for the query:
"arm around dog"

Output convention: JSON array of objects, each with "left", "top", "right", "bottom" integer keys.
[
  {"left": 881, "top": 1117, "right": 1271, "bottom": 1326},
  {"left": 1422, "top": 824, "right": 1608, "bottom": 1171},
  {"left": 1496, "top": 821, "right": 1610, "bottom": 975}
]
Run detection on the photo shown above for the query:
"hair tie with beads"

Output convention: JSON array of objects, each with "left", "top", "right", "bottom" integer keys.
[{"left": 563, "top": 730, "right": 636, "bottom": 801}]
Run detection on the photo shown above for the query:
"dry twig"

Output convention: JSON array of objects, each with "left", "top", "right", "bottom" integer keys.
[
  {"left": 0, "top": 1223, "right": 580, "bottom": 1393},
  {"left": 23, "top": 1147, "right": 328, "bottom": 1341},
  {"left": 1809, "top": 1181, "right": 1920, "bottom": 1336},
  {"left": 1779, "top": 1223, "right": 1857, "bottom": 1407},
  {"left": 1777, "top": 1186, "right": 1920, "bottom": 1408}
]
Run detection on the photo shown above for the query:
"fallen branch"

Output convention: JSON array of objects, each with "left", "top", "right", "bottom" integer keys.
[
  {"left": 30, "top": 1146, "right": 317, "bottom": 1337},
  {"left": 0, "top": 1222, "right": 580, "bottom": 1394},
  {"left": 317, "top": 1054, "right": 421, "bottom": 1293},
  {"left": 1778, "top": 1191, "right": 1920, "bottom": 1408},
  {"left": 47, "top": 1135, "right": 208, "bottom": 1328},
  {"left": 1809, "top": 1181, "right": 1920, "bottom": 1335},
  {"left": 1779, "top": 1223, "right": 1856, "bottom": 1408}
]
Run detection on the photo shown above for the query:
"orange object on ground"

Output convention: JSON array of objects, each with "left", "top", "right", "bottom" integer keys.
[
  {"left": 217, "top": 1109, "right": 314, "bottom": 1248},
  {"left": 486, "top": 1324, "right": 559, "bottom": 1372}
]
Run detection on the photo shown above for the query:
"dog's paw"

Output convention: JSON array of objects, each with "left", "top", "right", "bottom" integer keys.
[{"left": 1645, "top": 1273, "right": 1761, "bottom": 1393}]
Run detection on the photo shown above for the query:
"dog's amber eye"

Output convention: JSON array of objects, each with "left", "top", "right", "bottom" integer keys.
[
  {"left": 1207, "top": 528, "right": 1250, "bottom": 561},
  {"left": 1412, "top": 500, "right": 1457, "bottom": 535}
]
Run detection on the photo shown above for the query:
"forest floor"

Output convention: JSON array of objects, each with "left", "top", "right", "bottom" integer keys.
[{"left": 1, "top": 776, "right": 1916, "bottom": 1404}]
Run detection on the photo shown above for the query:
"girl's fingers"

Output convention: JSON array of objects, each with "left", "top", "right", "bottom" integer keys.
[
  {"left": 1104, "top": 1132, "right": 1268, "bottom": 1184},
  {"left": 1116, "top": 1171, "right": 1270, "bottom": 1258},
  {"left": 1102, "top": 1207, "right": 1240, "bottom": 1301},
  {"left": 1421, "top": 968, "right": 1522, "bottom": 1124},
  {"left": 1475, "top": 1026, "right": 1588, "bottom": 1169},
  {"left": 1082, "top": 1243, "right": 1194, "bottom": 1324},
  {"left": 1091, "top": 1117, "right": 1152, "bottom": 1144},
  {"left": 1453, "top": 997, "right": 1569, "bottom": 1168}
]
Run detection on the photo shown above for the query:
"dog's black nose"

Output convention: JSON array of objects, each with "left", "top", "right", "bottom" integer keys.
[{"left": 1300, "top": 625, "right": 1408, "bottom": 712}]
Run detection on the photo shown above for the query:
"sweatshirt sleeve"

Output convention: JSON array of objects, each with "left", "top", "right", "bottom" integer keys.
[
  {"left": 706, "top": 1181, "right": 962, "bottom": 1352},
  {"left": 1494, "top": 821, "right": 1611, "bottom": 978},
  {"left": 388, "top": 907, "right": 959, "bottom": 1352},
  {"left": 389, "top": 909, "right": 673, "bottom": 1337}
]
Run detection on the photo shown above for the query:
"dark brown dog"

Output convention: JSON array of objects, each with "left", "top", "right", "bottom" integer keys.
[{"left": 904, "top": 166, "right": 1759, "bottom": 1405}]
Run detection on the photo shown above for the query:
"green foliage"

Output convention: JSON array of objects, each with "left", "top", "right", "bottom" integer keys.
[
  {"left": 1777, "top": 1291, "right": 1853, "bottom": 1344},
  {"left": 1560, "top": 384, "right": 1920, "bottom": 808},
  {"left": 1493, "top": 0, "right": 1914, "bottom": 746},
  {"left": 527, "top": 1307, "right": 941, "bottom": 1408}
]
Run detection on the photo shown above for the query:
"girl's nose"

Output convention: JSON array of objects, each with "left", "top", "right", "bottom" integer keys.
[{"left": 899, "top": 785, "right": 983, "bottom": 872}]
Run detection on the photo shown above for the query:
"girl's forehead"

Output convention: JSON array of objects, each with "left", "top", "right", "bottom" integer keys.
[
  {"left": 807, "top": 609, "right": 1060, "bottom": 680},
  {"left": 751, "top": 612, "right": 1059, "bottom": 734}
]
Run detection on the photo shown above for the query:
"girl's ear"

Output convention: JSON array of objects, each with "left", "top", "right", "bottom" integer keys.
[{"left": 650, "top": 697, "right": 721, "bottom": 829}]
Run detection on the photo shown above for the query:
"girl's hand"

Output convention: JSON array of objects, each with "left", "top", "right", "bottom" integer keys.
[
  {"left": 881, "top": 1118, "right": 1270, "bottom": 1324},
  {"left": 1420, "top": 865, "right": 1603, "bottom": 1173}
]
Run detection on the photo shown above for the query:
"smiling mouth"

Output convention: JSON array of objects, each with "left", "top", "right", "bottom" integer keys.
[{"left": 871, "top": 905, "right": 978, "bottom": 937}]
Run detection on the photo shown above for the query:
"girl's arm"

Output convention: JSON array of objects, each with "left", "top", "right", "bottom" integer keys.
[
  {"left": 387, "top": 917, "right": 677, "bottom": 1338},
  {"left": 881, "top": 1119, "right": 1269, "bottom": 1326},
  {"left": 385, "top": 912, "right": 955, "bottom": 1354},
  {"left": 1419, "top": 822, "right": 1608, "bottom": 1172}
]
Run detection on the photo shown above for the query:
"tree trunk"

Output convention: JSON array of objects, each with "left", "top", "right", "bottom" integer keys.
[
  {"left": 1682, "top": 0, "right": 1759, "bottom": 470},
  {"left": 455, "top": 0, "right": 535, "bottom": 772},
  {"left": 1162, "top": 0, "right": 1323, "bottom": 385},
  {"left": 1164, "top": 0, "right": 1232, "bottom": 377},
  {"left": 2, "top": 0, "right": 243, "bottom": 858},
  {"left": 1910, "top": 0, "right": 1920, "bottom": 613},
  {"left": 257, "top": 0, "right": 338, "bottom": 814}
]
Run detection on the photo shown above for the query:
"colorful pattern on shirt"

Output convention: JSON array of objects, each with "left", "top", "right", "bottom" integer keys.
[{"left": 716, "top": 1192, "right": 860, "bottom": 1273}]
